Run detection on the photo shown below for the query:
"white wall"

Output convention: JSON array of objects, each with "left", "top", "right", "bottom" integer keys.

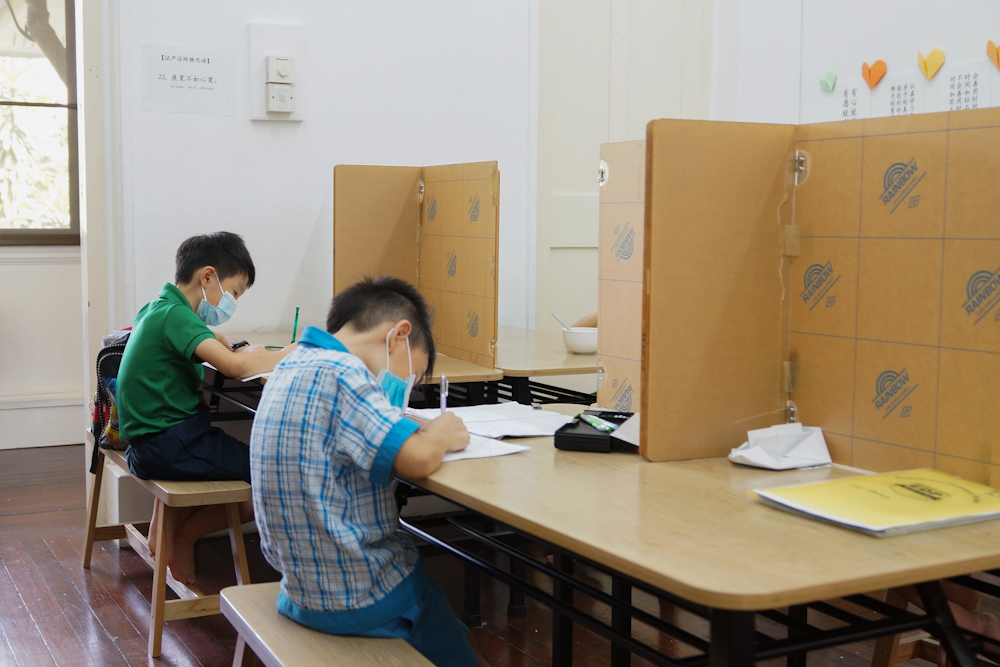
[
  {"left": 536, "top": 0, "right": 715, "bottom": 339},
  {"left": 0, "top": 247, "right": 85, "bottom": 449},
  {"left": 800, "top": 0, "right": 1000, "bottom": 124},
  {"left": 109, "top": 0, "right": 536, "bottom": 333},
  {"left": 710, "top": 0, "right": 802, "bottom": 125}
]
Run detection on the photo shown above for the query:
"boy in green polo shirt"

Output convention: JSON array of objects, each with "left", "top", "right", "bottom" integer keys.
[{"left": 116, "top": 231, "right": 294, "bottom": 584}]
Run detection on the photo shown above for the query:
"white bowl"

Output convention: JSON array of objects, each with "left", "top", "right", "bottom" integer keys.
[{"left": 562, "top": 327, "right": 598, "bottom": 354}]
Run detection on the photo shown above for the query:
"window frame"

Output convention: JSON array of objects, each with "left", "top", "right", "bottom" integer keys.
[{"left": 0, "top": 0, "right": 79, "bottom": 246}]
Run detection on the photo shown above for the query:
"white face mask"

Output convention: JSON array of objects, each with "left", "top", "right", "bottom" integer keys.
[
  {"left": 375, "top": 327, "right": 415, "bottom": 411},
  {"left": 196, "top": 274, "right": 238, "bottom": 326}
]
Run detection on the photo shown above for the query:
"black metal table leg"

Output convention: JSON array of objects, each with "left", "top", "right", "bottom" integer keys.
[
  {"left": 508, "top": 556, "right": 527, "bottom": 618},
  {"left": 207, "top": 367, "right": 225, "bottom": 409},
  {"left": 463, "top": 560, "right": 482, "bottom": 628},
  {"left": 611, "top": 577, "right": 632, "bottom": 667},
  {"left": 787, "top": 605, "right": 807, "bottom": 667},
  {"left": 466, "top": 382, "right": 486, "bottom": 405},
  {"left": 552, "top": 553, "right": 574, "bottom": 667},
  {"left": 917, "top": 581, "right": 977, "bottom": 667},
  {"left": 710, "top": 609, "right": 756, "bottom": 667},
  {"left": 511, "top": 377, "right": 532, "bottom": 405}
]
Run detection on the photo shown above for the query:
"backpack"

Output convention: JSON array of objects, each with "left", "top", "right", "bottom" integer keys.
[{"left": 89, "top": 333, "right": 130, "bottom": 475}]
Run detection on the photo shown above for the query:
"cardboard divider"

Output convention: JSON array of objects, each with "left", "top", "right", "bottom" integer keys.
[
  {"left": 597, "top": 140, "right": 645, "bottom": 411},
  {"left": 333, "top": 161, "right": 499, "bottom": 367},
  {"left": 641, "top": 120, "right": 795, "bottom": 463},
  {"left": 642, "top": 108, "right": 1000, "bottom": 478}
]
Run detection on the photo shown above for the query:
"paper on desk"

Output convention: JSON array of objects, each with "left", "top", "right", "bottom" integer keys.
[
  {"left": 202, "top": 362, "right": 271, "bottom": 383},
  {"left": 408, "top": 403, "right": 573, "bottom": 438},
  {"left": 728, "top": 423, "right": 831, "bottom": 470},
  {"left": 442, "top": 435, "right": 530, "bottom": 462},
  {"left": 610, "top": 414, "right": 640, "bottom": 447}
]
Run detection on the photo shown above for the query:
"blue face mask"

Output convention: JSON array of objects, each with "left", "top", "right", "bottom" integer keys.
[
  {"left": 196, "top": 274, "right": 238, "bottom": 326},
  {"left": 376, "top": 328, "right": 415, "bottom": 411}
]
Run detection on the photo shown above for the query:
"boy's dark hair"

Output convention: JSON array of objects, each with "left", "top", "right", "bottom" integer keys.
[
  {"left": 327, "top": 276, "right": 436, "bottom": 377},
  {"left": 175, "top": 232, "right": 256, "bottom": 287}
]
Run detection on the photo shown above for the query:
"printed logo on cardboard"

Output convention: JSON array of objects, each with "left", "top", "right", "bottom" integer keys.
[
  {"left": 880, "top": 159, "right": 926, "bottom": 213},
  {"left": 963, "top": 267, "right": 1000, "bottom": 325},
  {"left": 871, "top": 368, "right": 918, "bottom": 419},
  {"left": 427, "top": 305, "right": 437, "bottom": 328},
  {"left": 468, "top": 195, "right": 480, "bottom": 222},
  {"left": 466, "top": 310, "right": 479, "bottom": 338},
  {"left": 446, "top": 251, "right": 457, "bottom": 278},
  {"left": 800, "top": 262, "right": 840, "bottom": 311},
  {"left": 612, "top": 223, "right": 636, "bottom": 262},
  {"left": 427, "top": 197, "right": 437, "bottom": 221},
  {"left": 610, "top": 377, "right": 633, "bottom": 411}
]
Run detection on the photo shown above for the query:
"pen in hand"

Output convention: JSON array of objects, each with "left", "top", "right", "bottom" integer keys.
[{"left": 439, "top": 375, "right": 448, "bottom": 416}]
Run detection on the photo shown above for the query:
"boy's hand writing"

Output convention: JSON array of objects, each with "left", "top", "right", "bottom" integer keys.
[{"left": 423, "top": 412, "right": 470, "bottom": 452}]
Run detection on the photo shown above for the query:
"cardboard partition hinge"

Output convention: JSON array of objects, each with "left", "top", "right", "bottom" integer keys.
[
  {"left": 784, "top": 224, "right": 801, "bottom": 256},
  {"left": 782, "top": 360, "right": 796, "bottom": 393},
  {"left": 786, "top": 399, "right": 798, "bottom": 424},
  {"left": 418, "top": 179, "right": 425, "bottom": 202},
  {"left": 793, "top": 149, "right": 810, "bottom": 186},
  {"left": 598, "top": 159, "right": 609, "bottom": 186}
]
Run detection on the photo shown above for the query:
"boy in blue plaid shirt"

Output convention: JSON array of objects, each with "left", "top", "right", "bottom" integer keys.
[{"left": 250, "top": 276, "right": 480, "bottom": 667}]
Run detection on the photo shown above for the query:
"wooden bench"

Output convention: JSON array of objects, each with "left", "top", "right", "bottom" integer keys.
[
  {"left": 82, "top": 443, "right": 253, "bottom": 657},
  {"left": 221, "top": 582, "right": 432, "bottom": 667}
]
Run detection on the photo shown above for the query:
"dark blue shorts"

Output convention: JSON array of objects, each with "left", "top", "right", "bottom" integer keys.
[
  {"left": 125, "top": 410, "right": 251, "bottom": 483},
  {"left": 353, "top": 579, "right": 477, "bottom": 667}
]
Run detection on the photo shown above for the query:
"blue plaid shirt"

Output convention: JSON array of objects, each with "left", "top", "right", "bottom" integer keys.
[{"left": 250, "top": 326, "right": 424, "bottom": 633}]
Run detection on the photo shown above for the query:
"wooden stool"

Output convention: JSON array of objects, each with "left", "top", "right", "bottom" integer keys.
[
  {"left": 82, "top": 445, "right": 253, "bottom": 657},
  {"left": 871, "top": 590, "right": 996, "bottom": 667},
  {"left": 221, "top": 582, "right": 432, "bottom": 667}
]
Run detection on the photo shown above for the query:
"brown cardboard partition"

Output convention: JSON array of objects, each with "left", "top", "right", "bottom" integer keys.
[
  {"left": 333, "top": 161, "right": 500, "bottom": 367},
  {"left": 642, "top": 109, "right": 1000, "bottom": 476},
  {"left": 641, "top": 120, "right": 796, "bottom": 462},
  {"left": 597, "top": 140, "right": 644, "bottom": 412}
]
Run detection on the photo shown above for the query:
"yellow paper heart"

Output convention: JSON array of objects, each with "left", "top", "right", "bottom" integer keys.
[{"left": 918, "top": 49, "right": 945, "bottom": 80}]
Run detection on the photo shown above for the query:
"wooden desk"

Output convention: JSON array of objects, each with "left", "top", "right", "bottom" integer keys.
[
  {"left": 224, "top": 331, "right": 502, "bottom": 386},
  {"left": 400, "top": 413, "right": 995, "bottom": 665},
  {"left": 494, "top": 326, "right": 600, "bottom": 404},
  {"left": 407, "top": 449, "right": 1000, "bottom": 610},
  {"left": 495, "top": 325, "right": 599, "bottom": 377}
]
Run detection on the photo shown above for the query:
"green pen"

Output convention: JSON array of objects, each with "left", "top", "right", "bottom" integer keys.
[
  {"left": 579, "top": 413, "right": 618, "bottom": 432},
  {"left": 291, "top": 305, "right": 300, "bottom": 343}
]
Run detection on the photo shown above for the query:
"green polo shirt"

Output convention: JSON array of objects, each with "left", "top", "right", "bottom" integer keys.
[{"left": 117, "top": 283, "right": 217, "bottom": 440}]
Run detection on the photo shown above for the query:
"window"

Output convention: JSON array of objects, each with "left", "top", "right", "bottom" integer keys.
[{"left": 0, "top": 0, "right": 77, "bottom": 245}]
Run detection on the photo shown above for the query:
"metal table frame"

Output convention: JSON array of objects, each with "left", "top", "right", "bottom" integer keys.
[{"left": 397, "top": 484, "right": 989, "bottom": 667}]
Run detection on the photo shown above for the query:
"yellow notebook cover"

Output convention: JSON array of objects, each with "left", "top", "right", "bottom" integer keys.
[{"left": 753, "top": 469, "right": 1000, "bottom": 536}]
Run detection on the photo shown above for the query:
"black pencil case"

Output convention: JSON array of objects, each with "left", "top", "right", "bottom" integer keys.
[{"left": 553, "top": 410, "right": 633, "bottom": 453}]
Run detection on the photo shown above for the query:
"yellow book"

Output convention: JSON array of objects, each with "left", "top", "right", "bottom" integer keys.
[{"left": 753, "top": 469, "right": 1000, "bottom": 536}]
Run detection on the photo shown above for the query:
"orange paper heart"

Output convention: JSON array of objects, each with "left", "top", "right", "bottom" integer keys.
[
  {"left": 862, "top": 60, "right": 887, "bottom": 89},
  {"left": 988, "top": 40, "right": 1000, "bottom": 71}
]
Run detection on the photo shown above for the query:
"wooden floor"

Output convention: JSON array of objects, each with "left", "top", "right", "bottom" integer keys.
[{"left": 0, "top": 445, "right": 938, "bottom": 667}]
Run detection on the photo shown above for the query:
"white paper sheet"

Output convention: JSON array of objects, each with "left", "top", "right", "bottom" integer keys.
[
  {"left": 202, "top": 362, "right": 271, "bottom": 383},
  {"left": 610, "top": 414, "right": 640, "bottom": 447},
  {"left": 142, "top": 43, "right": 236, "bottom": 115},
  {"left": 442, "top": 435, "right": 530, "bottom": 462},
  {"left": 408, "top": 403, "right": 574, "bottom": 438},
  {"left": 728, "top": 423, "right": 831, "bottom": 470}
]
